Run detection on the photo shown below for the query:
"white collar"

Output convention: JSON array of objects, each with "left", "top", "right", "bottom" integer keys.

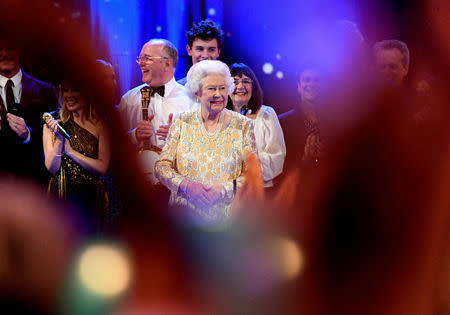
[
  {"left": 163, "top": 76, "right": 177, "bottom": 97},
  {"left": 0, "top": 69, "right": 22, "bottom": 88},
  {"left": 145, "top": 76, "right": 176, "bottom": 97}
]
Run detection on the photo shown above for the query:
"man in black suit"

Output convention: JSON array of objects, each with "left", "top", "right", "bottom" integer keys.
[{"left": 0, "top": 42, "right": 58, "bottom": 184}]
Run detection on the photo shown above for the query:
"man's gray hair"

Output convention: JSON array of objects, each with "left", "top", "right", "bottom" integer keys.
[
  {"left": 147, "top": 38, "right": 178, "bottom": 67},
  {"left": 373, "top": 39, "right": 410, "bottom": 67},
  {"left": 185, "top": 60, "right": 234, "bottom": 100}
]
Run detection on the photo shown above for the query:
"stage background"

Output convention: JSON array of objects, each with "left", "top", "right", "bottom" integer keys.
[{"left": 24, "top": 0, "right": 422, "bottom": 114}]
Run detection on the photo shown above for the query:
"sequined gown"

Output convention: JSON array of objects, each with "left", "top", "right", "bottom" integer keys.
[
  {"left": 48, "top": 119, "right": 108, "bottom": 227},
  {"left": 155, "top": 110, "right": 256, "bottom": 225}
]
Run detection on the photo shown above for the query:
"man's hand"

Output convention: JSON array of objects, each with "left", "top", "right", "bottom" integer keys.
[
  {"left": 7, "top": 113, "right": 29, "bottom": 139},
  {"left": 136, "top": 114, "right": 154, "bottom": 142},
  {"left": 156, "top": 113, "right": 173, "bottom": 141}
]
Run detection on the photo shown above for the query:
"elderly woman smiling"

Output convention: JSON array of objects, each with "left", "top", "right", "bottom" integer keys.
[{"left": 155, "top": 60, "right": 256, "bottom": 225}]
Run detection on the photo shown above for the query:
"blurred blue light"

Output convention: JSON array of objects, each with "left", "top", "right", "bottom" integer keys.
[{"left": 263, "top": 63, "right": 274, "bottom": 75}]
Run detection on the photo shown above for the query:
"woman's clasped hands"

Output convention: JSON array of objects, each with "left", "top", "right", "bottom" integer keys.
[{"left": 185, "top": 181, "right": 223, "bottom": 208}]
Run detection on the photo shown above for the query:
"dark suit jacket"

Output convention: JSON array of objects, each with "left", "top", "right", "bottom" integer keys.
[
  {"left": 0, "top": 71, "right": 58, "bottom": 183},
  {"left": 276, "top": 104, "right": 327, "bottom": 188},
  {"left": 278, "top": 106, "right": 310, "bottom": 173}
]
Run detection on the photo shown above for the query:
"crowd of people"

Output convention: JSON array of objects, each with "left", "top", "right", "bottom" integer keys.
[
  {"left": 0, "top": 19, "right": 435, "bottom": 229},
  {"left": 1, "top": 0, "right": 450, "bottom": 310}
]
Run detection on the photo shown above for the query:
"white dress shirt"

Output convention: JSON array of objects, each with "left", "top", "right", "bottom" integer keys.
[
  {"left": 0, "top": 69, "right": 22, "bottom": 110},
  {"left": 253, "top": 105, "right": 286, "bottom": 187},
  {"left": 119, "top": 77, "right": 198, "bottom": 149}
]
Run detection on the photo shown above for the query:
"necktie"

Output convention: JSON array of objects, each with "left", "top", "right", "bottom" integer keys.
[
  {"left": 0, "top": 95, "right": 5, "bottom": 116},
  {"left": 151, "top": 85, "right": 165, "bottom": 97},
  {"left": 5, "top": 79, "right": 15, "bottom": 112}
]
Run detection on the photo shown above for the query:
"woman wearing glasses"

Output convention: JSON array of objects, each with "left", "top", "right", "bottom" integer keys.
[
  {"left": 227, "top": 63, "right": 286, "bottom": 189},
  {"left": 43, "top": 81, "right": 110, "bottom": 231},
  {"left": 155, "top": 60, "right": 256, "bottom": 226}
]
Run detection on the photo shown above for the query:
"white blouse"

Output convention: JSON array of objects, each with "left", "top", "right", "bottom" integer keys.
[{"left": 252, "top": 105, "right": 286, "bottom": 187}]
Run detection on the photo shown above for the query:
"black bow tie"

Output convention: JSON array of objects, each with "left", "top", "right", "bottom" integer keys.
[{"left": 150, "top": 85, "right": 165, "bottom": 97}]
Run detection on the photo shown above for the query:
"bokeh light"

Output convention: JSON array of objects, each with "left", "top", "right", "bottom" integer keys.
[
  {"left": 78, "top": 244, "right": 131, "bottom": 297},
  {"left": 262, "top": 62, "right": 274, "bottom": 74},
  {"left": 272, "top": 237, "right": 304, "bottom": 280}
]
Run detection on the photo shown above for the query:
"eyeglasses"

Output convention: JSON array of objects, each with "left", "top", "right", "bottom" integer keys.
[
  {"left": 136, "top": 55, "right": 168, "bottom": 64},
  {"left": 233, "top": 78, "right": 253, "bottom": 85}
]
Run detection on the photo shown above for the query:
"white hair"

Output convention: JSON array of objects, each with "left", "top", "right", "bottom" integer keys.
[{"left": 185, "top": 60, "right": 235, "bottom": 100}]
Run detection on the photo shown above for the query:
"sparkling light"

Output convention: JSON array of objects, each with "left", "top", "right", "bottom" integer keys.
[
  {"left": 78, "top": 244, "right": 131, "bottom": 297},
  {"left": 208, "top": 8, "right": 216, "bottom": 16},
  {"left": 276, "top": 53, "right": 281, "bottom": 60},
  {"left": 156, "top": 26, "right": 162, "bottom": 32},
  {"left": 276, "top": 71, "right": 284, "bottom": 79},
  {"left": 262, "top": 62, "right": 274, "bottom": 74}
]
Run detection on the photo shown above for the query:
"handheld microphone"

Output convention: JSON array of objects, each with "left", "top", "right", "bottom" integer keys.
[{"left": 42, "top": 112, "right": 71, "bottom": 140}]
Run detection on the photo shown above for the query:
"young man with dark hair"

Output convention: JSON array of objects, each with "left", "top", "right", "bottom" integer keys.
[{"left": 178, "top": 20, "right": 224, "bottom": 85}]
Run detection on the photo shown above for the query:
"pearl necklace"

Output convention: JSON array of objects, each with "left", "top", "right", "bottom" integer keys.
[{"left": 199, "top": 109, "right": 224, "bottom": 140}]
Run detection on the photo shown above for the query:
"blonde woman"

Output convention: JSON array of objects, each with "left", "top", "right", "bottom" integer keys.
[{"left": 43, "top": 81, "right": 110, "bottom": 229}]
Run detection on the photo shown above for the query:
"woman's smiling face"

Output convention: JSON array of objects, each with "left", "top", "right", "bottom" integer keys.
[
  {"left": 62, "top": 83, "right": 86, "bottom": 113},
  {"left": 230, "top": 74, "right": 253, "bottom": 108},
  {"left": 196, "top": 74, "right": 228, "bottom": 115}
]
